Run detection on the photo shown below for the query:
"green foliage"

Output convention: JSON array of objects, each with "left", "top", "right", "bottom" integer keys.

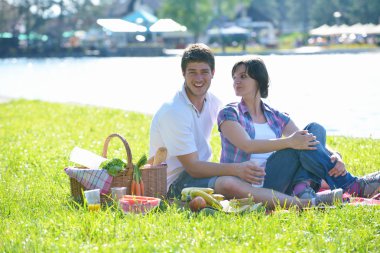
[
  {"left": 135, "top": 154, "right": 148, "bottom": 170},
  {"left": 101, "top": 158, "right": 126, "bottom": 176},
  {"left": 278, "top": 32, "right": 305, "bottom": 49},
  {"left": 309, "top": 0, "right": 380, "bottom": 26},
  {"left": 1, "top": 100, "right": 380, "bottom": 252},
  {"left": 159, "top": 0, "right": 214, "bottom": 41},
  {"left": 134, "top": 154, "right": 147, "bottom": 182}
]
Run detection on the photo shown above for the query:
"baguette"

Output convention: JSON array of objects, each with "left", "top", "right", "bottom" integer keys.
[{"left": 152, "top": 147, "right": 167, "bottom": 166}]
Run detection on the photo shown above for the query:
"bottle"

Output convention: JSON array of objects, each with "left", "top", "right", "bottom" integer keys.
[{"left": 69, "top": 147, "right": 107, "bottom": 169}]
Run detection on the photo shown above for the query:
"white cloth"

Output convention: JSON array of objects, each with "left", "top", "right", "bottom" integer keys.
[
  {"left": 150, "top": 85, "right": 222, "bottom": 190},
  {"left": 250, "top": 122, "right": 276, "bottom": 165}
]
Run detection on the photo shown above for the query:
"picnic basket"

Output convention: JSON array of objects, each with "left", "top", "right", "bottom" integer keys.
[{"left": 69, "top": 133, "right": 167, "bottom": 203}]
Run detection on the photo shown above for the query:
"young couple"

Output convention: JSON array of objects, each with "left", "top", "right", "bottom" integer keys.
[{"left": 149, "top": 43, "right": 380, "bottom": 209}]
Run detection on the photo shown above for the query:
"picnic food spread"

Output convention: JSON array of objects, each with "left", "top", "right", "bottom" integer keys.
[
  {"left": 65, "top": 134, "right": 380, "bottom": 215},
  {"left": 65, "top": 133, "right": 168, "bottom": 214}
]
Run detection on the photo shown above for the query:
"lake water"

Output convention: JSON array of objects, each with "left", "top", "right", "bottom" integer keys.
[{"left": 1, "top": 52, "right": 379, "bottom": 138}]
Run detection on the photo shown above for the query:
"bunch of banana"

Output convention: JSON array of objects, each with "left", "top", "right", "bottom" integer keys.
[
  {"left": 180, "top": 187, "right": 213, "bottom": 201},
  {"left": 211, "top": 194, "right": 225, "bottom": 201},
  {"left": 181, "top": 187, "right": 223, "bottom": 210}
]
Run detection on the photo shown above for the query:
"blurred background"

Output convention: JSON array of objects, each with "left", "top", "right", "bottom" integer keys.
[
  {"left": 1, "top": 0, "right": 380, "bottom": 57},
  {"left": 1, "top": 1, "right": 380, "bottom": 138}
]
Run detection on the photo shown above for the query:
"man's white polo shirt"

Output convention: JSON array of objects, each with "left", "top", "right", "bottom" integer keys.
[{"left": 149, "top": 85, "right": 222, "bottom": 190}]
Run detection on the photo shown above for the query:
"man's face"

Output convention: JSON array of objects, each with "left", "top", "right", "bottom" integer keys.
[{"left": 183, "top": 61, "right": 214, "bottom": 99}]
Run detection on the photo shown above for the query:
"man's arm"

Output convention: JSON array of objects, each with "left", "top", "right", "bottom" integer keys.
[{"left": 177, "top": 152, "right": 265, "bottom": 185}]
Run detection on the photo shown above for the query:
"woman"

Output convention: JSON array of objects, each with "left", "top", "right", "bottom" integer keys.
[{"left": 217, "top": 58, "right": 380, "bottom": 199}]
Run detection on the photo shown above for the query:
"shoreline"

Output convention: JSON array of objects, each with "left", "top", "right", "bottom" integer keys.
[
  {"left": 1, "top": 46, "right": 379, "bottom": 59},
  {"left": 165, "top": 46, "right": 380, "bottom": 56}
]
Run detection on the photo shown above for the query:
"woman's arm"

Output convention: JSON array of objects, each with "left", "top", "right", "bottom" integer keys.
[
  {"left": 219, "top": 120, "right": 319, "bottom": 154},
  {"left": 282, "top": 119, "right": 300, "bottom": 136}
]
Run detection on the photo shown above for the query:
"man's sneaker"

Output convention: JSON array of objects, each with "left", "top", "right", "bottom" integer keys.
[
  {"left": 355, "top": 171, "right": 380, "bottom": 198},
  {"left": 296, "top": 186, "right": 317, "bottom": 199},
  {"left": 296, "top": 186, "right": 343, "bottom": 205},
  {"left": 315, "top": 189, "right": 343, "bottom": 205}
]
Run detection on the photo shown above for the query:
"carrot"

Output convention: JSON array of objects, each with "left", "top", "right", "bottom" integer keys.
[
  {"left": 131, "top": 180, "right": 136, "bottom": 195},
  {"left": 140, "top": 180, "right": 145, "bottom": 196},
  {"left": 135, "top": 181, "right": 141, "bottom": 195},
  {"left": 132, "top": 154, "right": 147, "bottom": 196}
]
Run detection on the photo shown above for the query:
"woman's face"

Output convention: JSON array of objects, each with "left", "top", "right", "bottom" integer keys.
[{"left": 232, "top": 64, "right": 258, "bottom": 98}]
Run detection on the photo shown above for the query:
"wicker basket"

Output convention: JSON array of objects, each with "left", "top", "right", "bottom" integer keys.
[{"left": 69, "top": 133, "right": 167, "bottom": 203}]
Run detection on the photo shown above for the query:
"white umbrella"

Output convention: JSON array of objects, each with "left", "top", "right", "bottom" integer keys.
[
  {"left": 367, "top": 23, "right": 380, "bottom": 34},
  {"left": 207, "top": 25, "right": 250, "bottom": 36},
  {"left": 309, "top": 24, "right": 331, "bottom": 36},
  {"left": 96, "top": 19, "right": 147, "bottom": 33},
  {"left": 149, "top": 19, "right": 187, "bottom": 32},
  {"left": 337, "top": 24, "right": 351, "bottom": 34}
]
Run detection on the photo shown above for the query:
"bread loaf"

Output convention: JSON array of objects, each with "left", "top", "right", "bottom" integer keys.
[{"left": 152, "top": 147, "right": 167, "bottom": 166}]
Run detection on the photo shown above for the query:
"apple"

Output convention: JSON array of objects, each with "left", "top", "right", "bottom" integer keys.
[{"left": 189, "top": 196, "right": 207, "bottom": 212}]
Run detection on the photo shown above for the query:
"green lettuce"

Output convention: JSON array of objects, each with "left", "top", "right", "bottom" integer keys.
[{"left": 100, "top": 158, "right": 126, "bottom": 176}]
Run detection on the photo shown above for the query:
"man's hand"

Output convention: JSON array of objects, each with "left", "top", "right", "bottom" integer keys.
[
  {"left": 328, "top": 153, "right": 347, "bottom": 177},
  {"left": 288, "top": 130, "right": 320, "bottom": 150},
  {"left": 236, "top": 161, "right": 265, "bottom": 184}
]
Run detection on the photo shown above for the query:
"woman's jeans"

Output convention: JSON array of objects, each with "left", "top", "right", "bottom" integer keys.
[{"left": 263, "top": 122, "right": 356, "bottom": 195}]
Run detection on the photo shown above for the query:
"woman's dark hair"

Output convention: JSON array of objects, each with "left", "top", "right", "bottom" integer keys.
[
  {"left": 232, "top": 58, "right": 269, "bottom": 98},
  {"left": 181, "top": 43, "right": 215, "bottom": 73}
]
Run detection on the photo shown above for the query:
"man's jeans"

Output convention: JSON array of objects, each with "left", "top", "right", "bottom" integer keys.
[
  {"left": 263, "top": 122, "right": 356, "bottom": 195},
  {"left": 167, "top": 170, "right": 218, "bottom": 199}
]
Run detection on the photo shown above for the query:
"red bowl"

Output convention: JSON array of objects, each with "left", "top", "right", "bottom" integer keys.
[{"left": 119, "top": 195, "right": 161, "bottom": 214}]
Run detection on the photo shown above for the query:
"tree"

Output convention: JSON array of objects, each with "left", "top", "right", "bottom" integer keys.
[
  {"left": 158, "top": 0, "right": 251, "bottom": 45},
  {"left": 158, "top": 0, "right": 214, "bottom": 42},
  {"left": 309, "top": 0, "right": 380, "bottom": 27},
  {"left": 346, "top": 0, "right": 380, "bottom": 24}
]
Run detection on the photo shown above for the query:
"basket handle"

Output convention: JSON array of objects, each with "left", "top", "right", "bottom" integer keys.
[{"left": 102, "top": 133, "right": 133, "bottom": 173}]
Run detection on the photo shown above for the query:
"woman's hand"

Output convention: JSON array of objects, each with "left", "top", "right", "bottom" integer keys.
[
  {"left": 328, "top": 153, "right": 347, "bottom": 177},
  {"left": 288, "top": 130, "right": 320, "bottom": 150},
  {"left": 236, "top": 161, "right": 266, "bottom": 184}
]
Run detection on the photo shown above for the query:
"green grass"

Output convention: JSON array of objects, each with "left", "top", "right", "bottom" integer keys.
[{"left": 1, "top": 100, "right": 379, "bottom": 252}]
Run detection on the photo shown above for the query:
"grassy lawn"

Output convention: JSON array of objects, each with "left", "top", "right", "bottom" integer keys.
[{"left": 1, "top": 100, "right": 379, "bottom": 252}]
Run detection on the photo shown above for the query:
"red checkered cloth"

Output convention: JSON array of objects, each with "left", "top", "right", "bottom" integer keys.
[
  {"left": 65, "top": 167, "right": 113, "bottom": 194},
  {"left": 347, "top": 195, "right": 380, "bottom": 206},
  {"left": 340, "top": 192, "right": 380, "bottom": 206}
]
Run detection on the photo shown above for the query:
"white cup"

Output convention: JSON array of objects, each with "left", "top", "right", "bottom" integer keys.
[
  {"left": 252, "top": 160, "right": 266, "bottom": 188},
  {"left": 111, "top": 187, "right": 127, "bottom": 201},
  {"left": 84, "top": 189, "right": 101, "bottom": 204}
]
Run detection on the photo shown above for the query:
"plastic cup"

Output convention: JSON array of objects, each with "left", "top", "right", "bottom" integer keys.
[
  {"left": 252, "top": 160, "right": 266, "bottom": 188},
  {"left": 84, "top": 189, "right": 101, "bottom": 211},
  {"left": 111, "top": 187, "right": 127, "bottom": 201}
]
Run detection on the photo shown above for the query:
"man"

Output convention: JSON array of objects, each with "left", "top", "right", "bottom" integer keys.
[{"left": 149, "top": 43, "right": 341, "bottom": 209}]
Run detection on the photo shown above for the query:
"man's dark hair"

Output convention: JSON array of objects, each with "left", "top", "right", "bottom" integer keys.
[{"left": 181, "top": 43, "right": 215, "bottom": 73}]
